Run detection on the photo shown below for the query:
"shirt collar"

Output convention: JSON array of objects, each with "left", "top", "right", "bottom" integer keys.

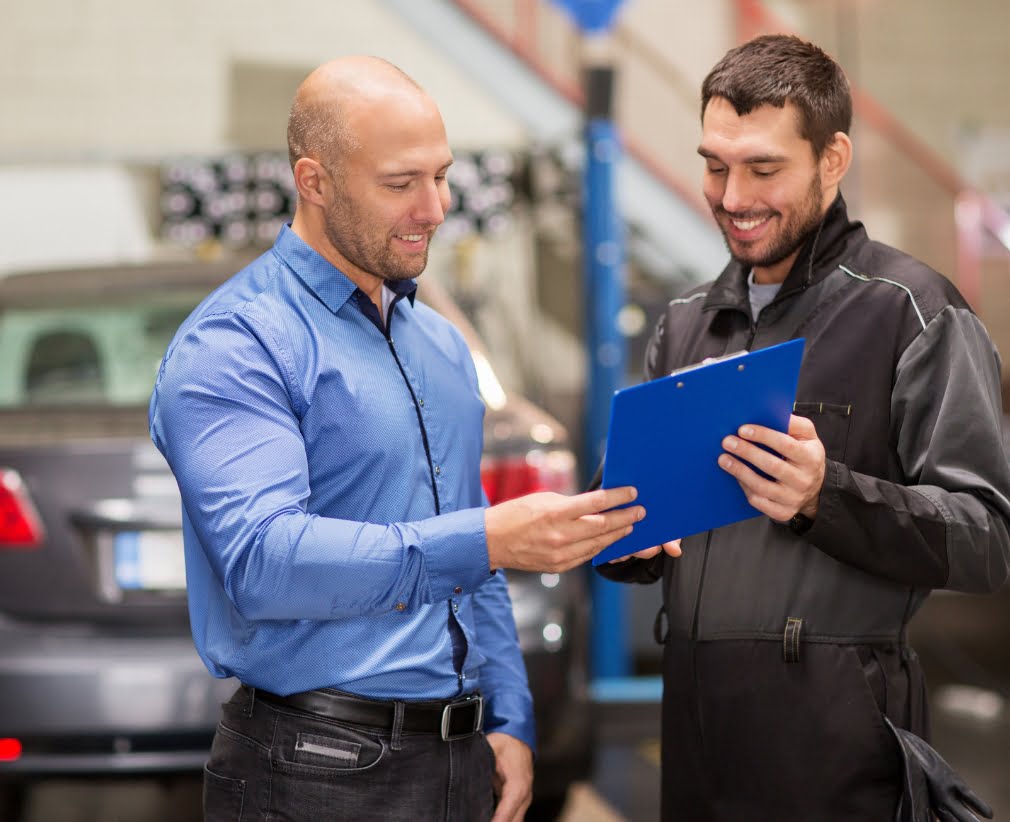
[{"left": 272, "top": 224, "right": 418, "bottom": 315}]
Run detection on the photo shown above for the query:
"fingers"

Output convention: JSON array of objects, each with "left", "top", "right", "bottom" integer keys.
[
  {"left": 664, "top": 539, "right": 683, "bottom": 557},
  {"left": 565, "top": 485, "right": 638, "bottom": 517},
  {"left": 607, "top": 539, "right": 682, "bottom": 564},
  {"left": 719, "top": 418, "right": 826, "bottom": 520},
  {"left": 489, "top": 787, "right": 527, "bottom": 822},
  {"left": 486, "top": 733, "right": 533, "bottom": 822},
  {"left": 485, "top": 488, "right": 647, "bottom": 573}
]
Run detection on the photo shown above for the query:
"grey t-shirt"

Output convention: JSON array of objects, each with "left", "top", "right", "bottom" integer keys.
[{"left": 748, "top": 271, "right": 782, "bottom": 321}]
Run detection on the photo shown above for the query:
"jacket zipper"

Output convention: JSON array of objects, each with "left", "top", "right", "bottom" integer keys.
[{"left": 384, "top": 314, "right": 441, "bottom": 515}]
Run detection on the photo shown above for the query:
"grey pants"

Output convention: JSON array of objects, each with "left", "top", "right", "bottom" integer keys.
[{"left": 203, "top": 685, "right": 496, "bottom": 821}]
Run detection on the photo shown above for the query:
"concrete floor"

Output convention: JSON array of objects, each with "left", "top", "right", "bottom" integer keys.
[{"left": 11, "top": 701, "right": 1008, "bottom": 822}]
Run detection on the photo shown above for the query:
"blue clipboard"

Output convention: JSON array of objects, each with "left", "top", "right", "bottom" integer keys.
[{"left": 593, "top": 338, "right": 805, "bottom": 566}]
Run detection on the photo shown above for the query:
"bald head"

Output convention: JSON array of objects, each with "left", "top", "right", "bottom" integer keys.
[{"left": 287, "top": 56, "right": 427, "bottom": 172}]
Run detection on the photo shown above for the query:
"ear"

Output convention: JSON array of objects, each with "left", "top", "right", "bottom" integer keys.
[
  {"left": 293, "top": 158, "right": 329, "bottom": 207},
  {"left": 819, "top": 131, "right": 852, "bottom": 188}
]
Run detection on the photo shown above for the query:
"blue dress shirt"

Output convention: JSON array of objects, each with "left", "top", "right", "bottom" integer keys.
[{"left": 149, "top": 226, "right": 534, "bottom": 748}]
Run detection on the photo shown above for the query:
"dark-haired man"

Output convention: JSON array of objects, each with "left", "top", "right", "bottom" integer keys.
[
  {"left": 600, "top": 34, "right": 1010, "bottom": 821},
  {"left": 151, "top": 56, "right": 646, "bottom": 822}
]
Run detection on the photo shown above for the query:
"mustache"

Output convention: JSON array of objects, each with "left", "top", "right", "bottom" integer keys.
[{"left": 714, "top": 206, "right": 777, "bottom": 221}]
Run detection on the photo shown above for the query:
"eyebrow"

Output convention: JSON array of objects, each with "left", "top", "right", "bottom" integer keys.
[
  {"left": 379, "top": 159, "right": 454, "bottom": 180},
  {"left": 697, "top": 147, "right": 788, "bottom": 164}
]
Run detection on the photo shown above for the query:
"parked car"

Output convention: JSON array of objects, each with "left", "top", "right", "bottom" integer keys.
[{"left": 0, "top": 258, "right": 592, "bottom": 820}]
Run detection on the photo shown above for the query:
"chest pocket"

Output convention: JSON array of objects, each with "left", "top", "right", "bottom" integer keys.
[{"left": 793, "top": 401, "right": 852, "bottom": 463}]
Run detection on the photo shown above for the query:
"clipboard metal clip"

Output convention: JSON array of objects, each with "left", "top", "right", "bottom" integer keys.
[{"left": 668, "top": 350, "right": 748, "bottom": 378}]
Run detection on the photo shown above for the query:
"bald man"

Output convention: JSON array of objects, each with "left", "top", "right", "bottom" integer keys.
[{"left": 150, "top": 56, "right": 645, "bottom": 821}]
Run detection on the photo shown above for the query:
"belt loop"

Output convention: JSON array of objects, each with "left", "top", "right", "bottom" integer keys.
[
  {"left": 783, "top": 617, "right": 803, "bottom": 663},
  {"left": 244, "top": 686, "right": 256, "bottom": 718},
  {"left": 390, "top": 700, "right": 405, "bottom": 751}
]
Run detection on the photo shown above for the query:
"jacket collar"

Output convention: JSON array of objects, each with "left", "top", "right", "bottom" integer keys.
[{"left": 703, "top": 194, "right": 866, "bottom": 314}]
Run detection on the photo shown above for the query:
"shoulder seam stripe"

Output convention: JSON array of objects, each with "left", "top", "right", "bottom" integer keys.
[
  {"left": 838, "top": 265, "right": 926, "bottom": 331},
  {"left": 669, "top": 292, "right": 707, "bottom": 306}
]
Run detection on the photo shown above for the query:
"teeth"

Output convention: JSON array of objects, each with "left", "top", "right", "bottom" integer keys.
[
  {"left": 398, "top": 234, "right": 424, "bottom": 241},
  {"left": 731, "top": 217, "right": 767, "bottom": 231}
]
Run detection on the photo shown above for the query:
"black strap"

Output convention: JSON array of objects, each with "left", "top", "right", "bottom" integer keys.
[{"left": 783, "top": 617, "right": 803, "bottom": 663}]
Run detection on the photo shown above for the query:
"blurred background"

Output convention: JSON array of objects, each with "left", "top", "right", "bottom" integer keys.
[{"left": 1, "top": 0, "right": 1009, "bottom": 819}]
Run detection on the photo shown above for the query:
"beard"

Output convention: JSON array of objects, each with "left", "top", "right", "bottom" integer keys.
[
  {"left": 322, "top": 192, "right": 431, "bottom": 283},
  {"left": 716, "top": 172, "right": 825, "bottom": 270}
]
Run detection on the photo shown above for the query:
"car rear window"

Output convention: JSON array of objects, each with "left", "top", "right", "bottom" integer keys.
[{"left": 0, "top": 295, "right": 203, "bottom": 410}]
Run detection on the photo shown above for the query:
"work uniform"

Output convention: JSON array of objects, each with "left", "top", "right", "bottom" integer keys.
[{"left": 600, "top": 195, "right": 1010, "bottom": 821}]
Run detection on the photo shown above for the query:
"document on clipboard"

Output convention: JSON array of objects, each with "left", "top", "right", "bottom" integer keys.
[{"left": 593, "top": 338, "right": 805, "bottom": 566}]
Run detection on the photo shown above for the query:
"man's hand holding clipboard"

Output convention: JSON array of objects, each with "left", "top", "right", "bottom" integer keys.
[{"left": 594, "top": 338, "right": 808, "bottom": 566}]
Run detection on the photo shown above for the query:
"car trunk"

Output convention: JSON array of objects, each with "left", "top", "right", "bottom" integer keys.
[{"left": 0, "top": 407, "right": 190, "bottom": 627}]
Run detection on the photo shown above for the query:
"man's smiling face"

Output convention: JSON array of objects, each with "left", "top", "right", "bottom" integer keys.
[{"left": 699, "top": 97, "right": 829, "bottom": 284}]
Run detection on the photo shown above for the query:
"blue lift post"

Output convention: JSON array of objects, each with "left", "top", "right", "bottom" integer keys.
[
  {"left": 582, "top": 65, "right": 631, "bottom": 680},
  {"left": 551, "top": 0, "right": 634, "bottom": 683}
]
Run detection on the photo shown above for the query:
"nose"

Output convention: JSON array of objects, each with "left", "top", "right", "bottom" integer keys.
[
  {"left": 720, "top": 169, "right": 754, "bottom": 215},
  {"left": 411, "top": 178, "right": 448, "bottom": 227}
]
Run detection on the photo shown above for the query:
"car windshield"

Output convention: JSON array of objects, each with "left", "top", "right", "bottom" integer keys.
[{"left": 0, "top": 291, "right": 205, "bottom": 409}]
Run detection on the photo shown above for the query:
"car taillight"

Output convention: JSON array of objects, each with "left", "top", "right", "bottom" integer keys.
[
  {"left": 0, "top": 469, "right": 44, "bottom": 549},
  {"left": 481, "top": 450, "right": 577, "bottom": 505},
  {"left": 0, "top": 738, "right": 21, "bottom": 762}
]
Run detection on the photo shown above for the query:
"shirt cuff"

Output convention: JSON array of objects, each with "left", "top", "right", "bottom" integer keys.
[
  {"left": 414, "top": 507, "right": 492, "bottom": 600},
  {"left": 483, "top": 687, "right": 537, "bottom": 753}
]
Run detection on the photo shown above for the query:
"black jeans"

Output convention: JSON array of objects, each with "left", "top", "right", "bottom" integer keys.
[{"left": 204, "top": 685, "right": 496, "bottom": 821}]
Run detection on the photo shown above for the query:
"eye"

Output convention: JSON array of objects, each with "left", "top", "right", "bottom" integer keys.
[
  {"left": 753, "top": 168, "right": 778, "bottom": 178},
  {"left": 706, "top": 164, "right": 727, "bottom": 176},
  {"left": 386, "top": 182, "right": 410, "bottom": 191}
]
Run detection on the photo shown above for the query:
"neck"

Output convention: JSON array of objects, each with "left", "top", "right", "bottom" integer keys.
[
  {"left": 751, "top": 251, "right": 800, "bottom": 285},
  {"left": 291, "top": 209, "right": 384, "bottom": 310}
]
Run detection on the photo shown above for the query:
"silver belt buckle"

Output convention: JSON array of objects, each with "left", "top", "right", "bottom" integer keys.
[{"left": 440, "top": 694, "right": 484, "bottom": 741}]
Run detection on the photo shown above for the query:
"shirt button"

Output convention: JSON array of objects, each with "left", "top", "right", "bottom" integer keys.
[
  {"left": 418, "top": 398, "right": 425, "bottom": 407},
  {"left": 434, "top": 465, "right": 441, "bottom": 476},
  {"left": 452, "top": 603, "right": 459, "bottom": 613},
  {"left": 395, "top": 602, "right": 406, "bottom": 612},
  {"left": 454, "top": 586, "right": 462, "bottom": 594}
]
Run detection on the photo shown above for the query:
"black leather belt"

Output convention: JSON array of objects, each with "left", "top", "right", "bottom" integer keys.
[{"left": 252, "top": 686, "right": 484, "bottom": 741}]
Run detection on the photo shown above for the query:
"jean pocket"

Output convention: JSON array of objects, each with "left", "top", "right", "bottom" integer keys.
[
  {"left": 293, "top": 732, "right": 363, "bottom": 769},
  {"left": 203, "top": 765, "right": 246, "bottom": 822},
  {"left": 272, "top": 719, "right": 386, "bottom": 776},
  {"left": 793, "top": 401, "right": 852, "bottom": 463}
]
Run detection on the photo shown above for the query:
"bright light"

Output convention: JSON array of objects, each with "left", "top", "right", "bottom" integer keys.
[
  {"left": 617, "top": 304, "right": 647, "bottom": 337},
  {"left": 0, "top": 738, "right": 22, "bottom": 762},
  {"left": 542, "top": 623, "right": 563, "bottom": 643},
  {"left": 470, "top": 351, "right": 507, "bottom": 411},
  {"left": 935, "top": 684, "right": 1004, "bottom": 724},
  {"left": 529, "top": 423, "right": 555, "bottom": 445},
  {"left": 998, "top": 223, "right": 1010, "bottom": 252}
]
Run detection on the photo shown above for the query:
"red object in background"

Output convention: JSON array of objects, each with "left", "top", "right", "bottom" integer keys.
[
  {"left": 0, "top": 738, "right": 22, "bottom": 762},
  {"left": 481, "top": 452, "right": 576, "bottom": 505},
  {"left": 0, "top": 470, "right": 44, "bottom": 548}
]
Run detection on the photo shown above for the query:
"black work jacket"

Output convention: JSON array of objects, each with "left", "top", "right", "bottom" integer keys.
[
  {"left": 598, "top": 195, "right": 1010, "bottom": 821},
  {"left": 601, "top": 194, "right": 1010, "bottom": 639}
]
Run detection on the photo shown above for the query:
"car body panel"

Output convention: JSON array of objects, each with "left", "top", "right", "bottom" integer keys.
[{"left": 0, "top": 259, "right": 592, "bottom": 808}]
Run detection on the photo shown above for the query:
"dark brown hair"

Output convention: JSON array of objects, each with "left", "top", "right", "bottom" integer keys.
[{"left": 701, "top": 34, "right": 852, "bottom": 157}]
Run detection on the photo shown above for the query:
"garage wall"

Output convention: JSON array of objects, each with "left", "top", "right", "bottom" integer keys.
[{"left": 0, "top": 0, "right": 526, "bottom": 158}]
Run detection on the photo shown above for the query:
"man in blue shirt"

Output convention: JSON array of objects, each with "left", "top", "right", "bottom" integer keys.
[{"left": 150, "top": 56, "right": 644, "bottom": 821}]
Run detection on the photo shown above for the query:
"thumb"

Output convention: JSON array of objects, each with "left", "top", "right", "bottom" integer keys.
[{"left": 787, "top": 413, "right": 817, "bottom": 440}]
